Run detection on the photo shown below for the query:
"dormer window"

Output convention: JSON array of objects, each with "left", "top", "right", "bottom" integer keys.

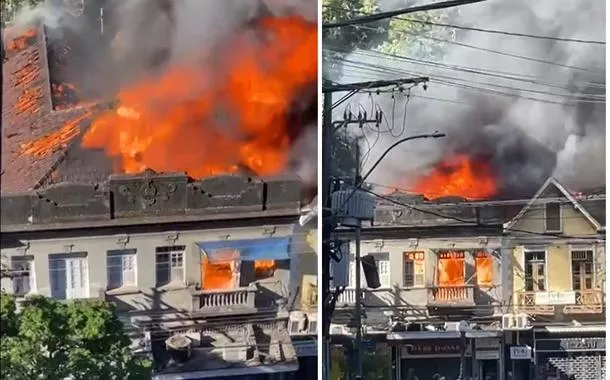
[{"left": 545, "top": 202, "right": 561, "bottom": 232}]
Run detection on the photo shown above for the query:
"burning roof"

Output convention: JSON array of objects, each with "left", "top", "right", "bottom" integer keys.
[
  {"left": 2, "top": 23, "right": 99, "bottom": 194},
  {"left": 2, "top": 7, "right": 317, "bottom": 195}
]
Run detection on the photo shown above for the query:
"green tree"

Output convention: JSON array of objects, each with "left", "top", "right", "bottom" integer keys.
[
  {"left": 0, "top": 0, "right": 44, "bottom": 28},
  {"left": 0, "top": 294, "right": 152, "bottom": 380}
]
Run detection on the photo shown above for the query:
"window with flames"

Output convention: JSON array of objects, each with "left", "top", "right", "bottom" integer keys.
[{"left": 200, "top": 249, "right": 277, "bottom": 291}]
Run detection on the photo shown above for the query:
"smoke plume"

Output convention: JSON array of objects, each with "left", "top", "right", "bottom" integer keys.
[{"left": 336, "top": 0, "right": 605, "bottom": 197}]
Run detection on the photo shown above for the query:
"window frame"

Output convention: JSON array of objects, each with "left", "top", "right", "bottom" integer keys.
[
  {"left": 523, "top": 249, "right": 547, "bottom": 292},
  {"left": 435, "top": 250, "right": 466, "bottom": 287},
  {"left": 543, "top": 202, "right": 562, "bottom": 233},
  {"left": 48, "top": 252, "right": 89, "bottom": 300},
  {"left": 569, "top": 248, "right": 595, "bottom": 291},
  {"left": 155, "top": 246, "right": 186, "bottom": 287},
  {"left": 403, "top": 251, "right": 425, "bottom": 288},
  {"left": 106, "top": 249, "right": 138, "bottom": 290},
  {"left": 474, "top": 250, "right": 494, "bottom": 288},
  {"left": 10, "top": 256, "right": 36, "bottom": 296}
]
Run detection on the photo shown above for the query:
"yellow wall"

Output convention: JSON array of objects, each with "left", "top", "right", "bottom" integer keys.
[{"left": 510, "top": 197, "right": 602, "bottom": 312}]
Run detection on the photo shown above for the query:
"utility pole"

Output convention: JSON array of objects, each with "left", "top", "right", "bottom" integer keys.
[
  {"left": 321, "top": 92, "right": 333, "bottom": 380},
  {"left": 353, "top": 142, "right": 364, "bottom": 380},
  {"left": 322, "top": 77, "right": 431, "bottom": 380}
]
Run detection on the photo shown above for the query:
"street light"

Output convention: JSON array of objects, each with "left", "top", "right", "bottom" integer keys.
[{"left": 458, "top": 320, "right": 469, "bottom": 380}]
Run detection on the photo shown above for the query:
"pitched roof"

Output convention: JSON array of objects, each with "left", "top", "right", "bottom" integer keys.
[
  {"left": 1, "top": 23, "right": 106, "bottom": 194},
  {"left": 503, "top": 177, "right": 603, "bottom": 231}
]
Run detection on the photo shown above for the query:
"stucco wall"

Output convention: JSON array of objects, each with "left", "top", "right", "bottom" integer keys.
[{"left": 1, "top": 223, "right": 296, "bottom": 317}]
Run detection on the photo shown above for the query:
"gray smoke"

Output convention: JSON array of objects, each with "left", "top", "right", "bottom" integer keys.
[{"left": 336, "top": 0, "right": 605, "bottom": 196}]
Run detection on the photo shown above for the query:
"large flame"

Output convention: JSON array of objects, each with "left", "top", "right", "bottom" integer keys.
[
  {"left": 81, "top": 15, "right": 316, "bottom": 178},
  {"left": 413, "top": 154, "right": 497, "bottom": 200}
]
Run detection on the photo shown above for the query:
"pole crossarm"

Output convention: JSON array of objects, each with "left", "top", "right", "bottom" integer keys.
[{"left": 323, "top": 77, "right": 429, "bottom": 93}]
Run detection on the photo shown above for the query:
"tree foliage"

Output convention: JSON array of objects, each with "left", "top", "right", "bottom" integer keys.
[
  {"left": 330, "top": 344, "right": 391, "bottom": 380},
  {"left": 0, "top": 0, "right": 44, "bottom": 28},
  {"left": 0, "top": 294, "right": 152, "bottom": 380}
]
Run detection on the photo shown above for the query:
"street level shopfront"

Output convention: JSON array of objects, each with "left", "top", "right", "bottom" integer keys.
[
  {"left": 388, "top": 330, "right": 503, "bottom": 380},
  {"left": 533, "top": 327, "right": 605, "bottom": 380}
]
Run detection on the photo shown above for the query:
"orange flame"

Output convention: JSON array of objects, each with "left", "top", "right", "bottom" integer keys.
[
  {"left": 81, "top": 15, "right": 316, "bottom": 178},
  {"left": 20, "top": 111, "right": 92, "bottom": 158},
  {"left": 254, "top": 259, "right": 276, "bottom": 278},
  {"left": 6, "top": 28, "right": 37, "bottom": 52},
  {"left": 413, "top": 154, "right": 497, "bottom": 200}
]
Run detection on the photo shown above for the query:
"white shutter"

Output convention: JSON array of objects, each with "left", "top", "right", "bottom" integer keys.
[
  {"left": 122, "top": 255, "right": 136, "bottom": 286},
  {"left": 66, "top": 258, "right": 88, "bottom": 299}
]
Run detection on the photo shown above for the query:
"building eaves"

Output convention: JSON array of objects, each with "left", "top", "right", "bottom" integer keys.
[
  {"left": 504, "top": 177, "right": 603, "bottom": 231},
  {"left": 1, "top": 172, "right": 305, "bottom": 232}
]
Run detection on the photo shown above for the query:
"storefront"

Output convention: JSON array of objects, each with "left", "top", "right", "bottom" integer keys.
[
  {"left": 533, "top": 326, "right": 605, "bottom": 380},
  {"left": 475, "top": 336, "right": 502, "bottom": 380},
  {"left": 388, "top": 331, "right": 473, "bottom": 380}
]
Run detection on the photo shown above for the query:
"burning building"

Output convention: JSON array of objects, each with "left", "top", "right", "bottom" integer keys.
[
  {"left": 329, "top": 175, "right": 605, "bottom": 380},
  {"left": 1, "top": 1, "right": 317, "bottom": 378}
]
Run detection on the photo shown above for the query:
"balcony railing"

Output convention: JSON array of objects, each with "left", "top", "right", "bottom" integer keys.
[
  {"left": 191, "top": 286, "right": 257, "bottom": 316},
  {"left": 563, "top": 289, "right": 604, "bottom": 314},
  {"left": 516, "top": 291, "right": 554, "bottom": 315},
  {"left": 427, "top": 285, "right": 475, "bottom": 307},
  {"left": 336, "top": 288, "right": 363, "bottom": 306}
]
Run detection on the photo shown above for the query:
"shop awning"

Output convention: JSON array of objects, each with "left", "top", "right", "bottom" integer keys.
[{"left": 197, "top": 237, "right": 291, "bottom": 262}]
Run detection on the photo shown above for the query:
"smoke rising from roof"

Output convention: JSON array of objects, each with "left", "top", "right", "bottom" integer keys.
[{"left": 335, "top": 0, "right": 605, "bottom": 197}]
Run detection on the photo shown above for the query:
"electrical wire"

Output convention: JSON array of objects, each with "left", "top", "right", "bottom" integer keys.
[
  {"left": 360, "top": 187, "right": 603, "bottom": 240},
  {"left": 334, "top": 52, "right": 606, "bottom": 102},
  {"left": 367, "top": 181, "right": 606, "bottom": 203},
  {"left": 336, "top": 61, "right": 605, "bottom": 108},
  {"left": 330, "top": 47, "right": 606, "bottom": 90},
  {"left": 395, "top": 17, "right": 606, "bottom": 45},
  {"left": 357, "top": 24, "right": 604, "bottom": 75}
]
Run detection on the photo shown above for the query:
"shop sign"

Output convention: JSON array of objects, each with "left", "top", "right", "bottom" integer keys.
[
  {"left": 534, "top": 291, "right": 576, "bottom": 305},
  {"left": 476, "top": 338, "right": 499, "bottom": 349},
  {"left": 475, "top": 349, "right": 499, "bottom": 360},
  {"left": 536, "top": 337, "right": 605, "bottom": 352},
  {"left": 402, "top": 340, "right": 472, "bottom": 357},
  {"left": 510, "top": 345, "right": 531, "bottom": 360}
]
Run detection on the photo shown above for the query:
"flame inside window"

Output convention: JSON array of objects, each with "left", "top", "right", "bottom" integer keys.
[
  {"left": 437, "top": 251, "right": 465, "bottom": 286},
  {"left": 201, "top": 249, "right": 239, "bottom": 290},
  {"left": 475, "top": 251, "right": 493, "bottom": 287},
  {"left": 202, "top": 257, "right": 236, "bottom": 290},
  {"left": 254, "top": 260, "right": 276, "bottom": 279}
]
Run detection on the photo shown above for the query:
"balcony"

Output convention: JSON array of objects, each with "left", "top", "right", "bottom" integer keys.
[
  {"left": 191, "top": 286, "right": 257, "bottom": 316},
  {"left": 515, "top": 291, "right": 560, "bottom": 315},
  {"left": 563, "top": 289, "right": 604, "bottom": 314},
  {"left": 427, "top": 285, "right": 475, "bottom": 308}
]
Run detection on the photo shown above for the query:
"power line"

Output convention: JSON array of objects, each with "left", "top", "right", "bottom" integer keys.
[
  {"left": 327, "top": 47, "right": 606, "bottom": 90},
  {"left": 336, "top": 62, "right": 605, "bottom": 107},
  {"left": 339, "top": 59, "right": 605, "bottom": 102},
  {"left": 396, "top": 17, "right": 606, "bottom": 45},
  {"left": 323, "top": 0, "right": 487, "bottom": 29},
  {"left": 358, "top": 24, "right": 604, "bottom": 75}
]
